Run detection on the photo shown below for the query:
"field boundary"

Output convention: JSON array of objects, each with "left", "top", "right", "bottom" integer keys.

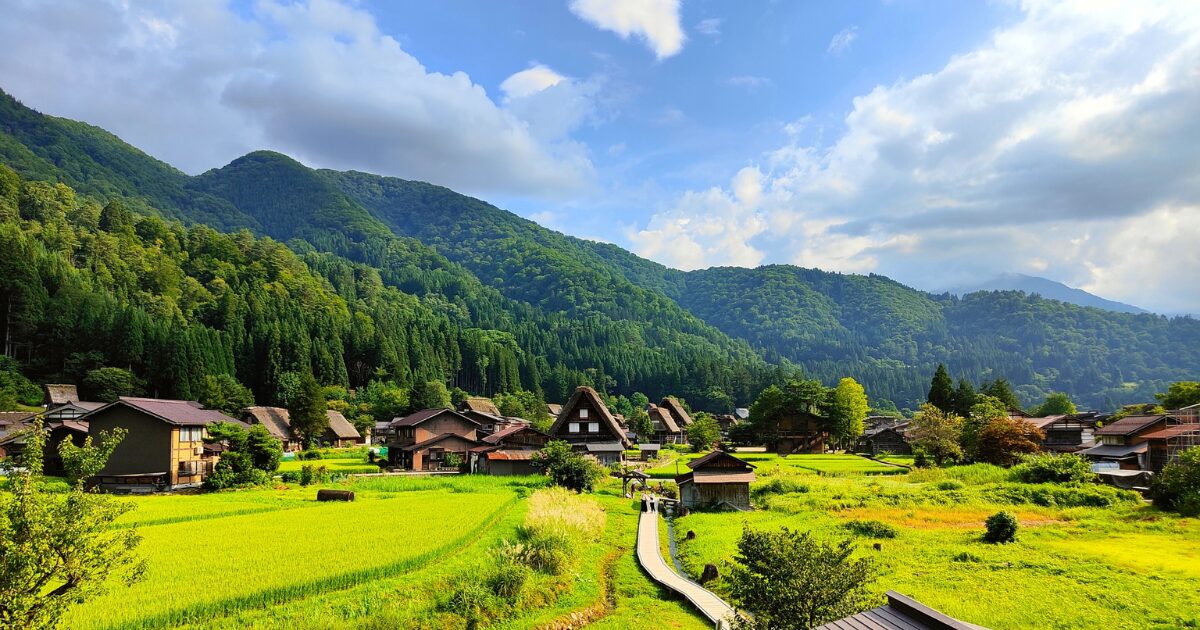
[{"left": 98, "top": 494, "right": 521, "bottom": 630}]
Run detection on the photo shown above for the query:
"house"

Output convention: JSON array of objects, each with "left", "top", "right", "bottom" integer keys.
[
  {"left": 470, "top": 424, "right": 550, "bottom": 475},
  {"left": 0, "top": 415, "right": 86, "bottom": 472},
  {"left": 775, "top": 410, "right": 827, "bottom": 454},
  {"left": 461, "top": 397, "right": 501, "bottom": 416},
  {"left": 546, "top": 403, "right": 563, "bottom": 418},
  {"left": 1026, "top": 412, "right": 1102, "bottom": 453},
  {"left": 1007, "top": 407, "right": 1031, "bottom": 420},
  {"left": 857, "top": 423, "right": 911, "bottom": 456},
  {"left": 637, "top": 443, "right": 661, "bottom": 461},
  {"left": 814, "top": 590, "right": 988, "bottom": 630},
  {"left": 387, "top": 408, "right": 481, "bottom": 470},
  {"left": 43, "top": 383, "right": 80, "bottom": 408},
  {"left": 322, "top": 410, "right": 362, "bottom": 447},
  {"left": 80, "top": 397, "right": 240, "bottom": 491},
  {"left": 43, "top": 400, "right": 105, "bottom": 422},
  {"left": 0, "top": 411, "right": 36, "bottom": 441},
  {"left": 1080, "top": 415, "right": 1170, "bottom": 470},
  {"left": 547, "top": 386, "right": 631, "bottom": 465},
  {"left": 676, "top": 450, "right": 756, "bottom": 511},
  {"left": 714, "top": 414, "right": 738, "bottom": 434},
  {"left": 647, "top": 404, "right": 684, "bottom": 444},
  {"left": 1144, "top": 419, "right": 1200, "bottom": 473},
  {"left": 240, "top": 406, "right": 303, "bottom": 451},
  {"left": 660, "top": 397, "right": 694, "bottom": 429}
]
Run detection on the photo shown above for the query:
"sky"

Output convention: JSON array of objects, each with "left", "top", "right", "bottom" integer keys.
[{"left": 1, "top": 0, "right": 1198, "bottom": 314}]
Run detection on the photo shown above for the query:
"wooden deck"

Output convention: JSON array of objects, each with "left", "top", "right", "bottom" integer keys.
[{"left": 636, "top": 495, "right": 737, "bottom": 629}]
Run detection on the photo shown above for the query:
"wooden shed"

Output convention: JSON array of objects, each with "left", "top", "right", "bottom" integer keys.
[{"left": 676, "top": 450, "right": 756, "bottom": 511}]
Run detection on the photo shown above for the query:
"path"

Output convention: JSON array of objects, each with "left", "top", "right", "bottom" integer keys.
[{"left": 636, "top": 495, "right": 737, "bottom": 629}]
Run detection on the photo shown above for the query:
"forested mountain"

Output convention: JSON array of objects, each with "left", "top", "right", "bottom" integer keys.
[
  {"left": 1, "top": 88, "right": 1197, "bottom": 412},
  {"left": 945, "top": 272, "right": 1148, "bottom": 315}
]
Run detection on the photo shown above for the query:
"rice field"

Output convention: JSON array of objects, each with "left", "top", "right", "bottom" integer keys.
[
  {"left": 275, "top": 457, "right": 380, "bottom": 475},
  {"left": 644, "top": 452, "right": 904, "bottom": 478},
  {"left": 669, "top": 464, "right": 1200, "bottom": 629}
]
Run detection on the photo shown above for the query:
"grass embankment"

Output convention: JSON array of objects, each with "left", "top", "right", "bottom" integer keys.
[{"left": 671, "top": 462, "right": 1200, "bottom": 629}]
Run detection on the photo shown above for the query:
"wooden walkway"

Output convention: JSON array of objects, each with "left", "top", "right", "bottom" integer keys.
[{"left": 636, "top": 495, "right": 736, "bottom": 629}]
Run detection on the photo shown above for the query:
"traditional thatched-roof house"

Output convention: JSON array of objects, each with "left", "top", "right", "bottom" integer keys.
[
  {"left": 460, "top": 397, "right": 501, "bottom": 416},
  {"left": 387, "top": 408, "right": 482, "bottom": 470},
  {"left": 470, "top": 424, "right": 550, "bottom": 475},
  {"left": 81, "top": 397, "right": 240, "bottom": 491},
  {"left": 547, "top": 386, "right": 630, "bottom": 465},
  {"left": 323, "top": 410, "right": 361, "bottom": 447},
  {"left": 660, "top": 396, "right": 694, "bottom": 428},
  {"left": 546, "top": 403, "right": 563, "bottom": 417},
  {"left": 43, "top": 384, "right": 79, "bottom": 408},
  {"left": 647, "top": 403, "right": 684, "bottom": 444},
  {"left": 815, "top": 590, "right": 988, "bottom": 630},
  {"left": 240, "top": 406, "right": 302, "bottom": 451},
  {"left": 676, "top": 450, "right": 756, "bottom": 511},
  {"left": 1081, "top": 415, "right": 1169, "bottom": 470}
]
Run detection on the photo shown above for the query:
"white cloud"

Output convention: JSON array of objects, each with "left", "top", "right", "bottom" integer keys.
[
  {"left": 500, "top": 64, "right": 567, "bottom": 100},
  {"left": 696, "top": 18, "right": 721, "bottom": 39},
  {"left": 569, "top": 0, "right": 686, "bottom": 59},
  {"left": 827, "top": 26, "right": 858, "bottom": 55},
  {"left": 0, "top": 0, "right": 594, "bottom": 198},
  {"left": 632, "top": 1, "right": 1200, "bottom": 312},
  {"left": 725, "top": 75, "right": 772, "bottom": 90}
]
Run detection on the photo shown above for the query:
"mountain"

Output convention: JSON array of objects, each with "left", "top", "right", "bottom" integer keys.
[
  {"left": 946, "top": 273, "right": 1148, "bottom": 314},
  {"left": 2, "top": 87, "right": 1197, "bottom": 412}
]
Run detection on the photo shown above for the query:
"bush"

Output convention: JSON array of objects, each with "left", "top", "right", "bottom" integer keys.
[
  {"left": 842, "top": 519, "right": 898, "bottom": 539},
  {"left": 752, "top": 478, "right": 811, "bottom": 497},
  {"left": 298, "top": 450, "right": 323, "bottom": 461},
  {"left": 982, "top": 482, "right": 1139, "bottom": 508},
  {"left": 529, "top": 440, "right": 605, "bottom": 492},
  {"left": 1149, "top": 449, "right": 1200, "bottom": 516},
  {"left": 299, "top": 464, "right": 331, "bottom": 486},
  {"left": 984, "top": 511, "right": 1018, "bottom": 543},
  {"left": 934, "top": 480, "right": 964, "bottom": 491},
  {"left": 487, "top": 551, "right": 531, "bottom": 600},
  {"left": 442, "top": 579, "right": 498, "bottom": 626},
  {"left": 1012, "top": 453, "right": 1095, "bottom": 484},
  {"left": 912, "top": 449, "right": 931, "bottom": 469}
]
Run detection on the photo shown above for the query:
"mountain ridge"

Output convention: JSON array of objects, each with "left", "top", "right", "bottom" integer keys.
[{"left": 944, "top": 272, "right": 1148, "bottom": 315}]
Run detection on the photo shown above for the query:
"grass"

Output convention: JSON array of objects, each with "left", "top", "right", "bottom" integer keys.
[
  {"left": 670, "top": 463, "right": 1200, "bottom": 629},
  {"left": 644, "top": 452, "right": 904, "bottom": 479},
  {"left": 276, "top": 457, "right": 379, "bottom": 475}
]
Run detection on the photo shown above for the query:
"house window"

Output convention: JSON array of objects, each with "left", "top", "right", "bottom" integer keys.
[
  {"left": 569, "top": 422, "right": 580, "bottom": 433},
  {"left": 179, "top": 427, "right": 203, "bottom": 443},
  {"left": 588, "top": 422, "right": 599, "bottom": 433},
  {"left": 579, "top": 408, "right": 589, "bottom": 419}
]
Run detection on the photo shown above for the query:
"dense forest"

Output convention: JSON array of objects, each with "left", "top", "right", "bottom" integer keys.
[{"left": 1, "top": 88, "right": 1197, "bottom": 412}]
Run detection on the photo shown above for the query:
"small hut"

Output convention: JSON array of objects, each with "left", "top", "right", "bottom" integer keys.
[{"left": 676, "top": 450, "right": 756, "bottom": 511}]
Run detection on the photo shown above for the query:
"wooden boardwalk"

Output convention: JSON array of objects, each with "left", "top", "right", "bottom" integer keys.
[{"left": 636, "top": 495, "right": 737, "bottom": 629}]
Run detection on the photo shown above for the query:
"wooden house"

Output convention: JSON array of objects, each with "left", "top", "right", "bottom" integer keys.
[
  {"left": 240, "top": 406, "right": 303, "bottom": 451},
  {"left": 547, "top": 386, "right": 631, "bottom": 465},
  {"left": 43, "top": 401, "right": 104, "bottom": 422},
  {"left": 0, "top": 416, "right": 87, "bottom": 472},
  {"left": 814, "top": 590, "right": 987, "bottom": 630},
  {"left": 470, "top": 424, "right": 550, "bottom": 475},
  {"left": 660, "top": 397, "right": 694, "bottom": 429},
  {"left": 322, "top": 410, "right": 362, "bottom": 447},
  {"left": 42, "top": 383, "right": 80, "bottom": 408},
  {"left": 714, "top": 414, "right": 738, "bottom": 434},
  {"left": 775, "top": 410, "right": 827, "bottom": 454},
  {"left": 386, "top": 408, "right": 482, "bottom": 470},
  {"left": 857, "top": 423, "right": 911, "bottom": 456},
  {"left": 647, "top": 403, "right": 684, "bottom": 444},
  {"left": 1080, "top": 415, "right": 1170, "bottom": 470},
  {"left": 1027, "top": 412, "right": 1101, "bottom": 453},
  {"left": 676, "top": 450, "right": 756, "bottom": 511},
  {"left": 80, "top": 397, "right": 240, "bottom": 491}
]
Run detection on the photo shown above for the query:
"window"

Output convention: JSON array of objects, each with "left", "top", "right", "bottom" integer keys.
[
  {"left": 579, "top": 409, "right": 589, "bottom": 419},
  {"left": 588, "top": 422, "right": 599, "bottom": 433},
  {"left": 568, "top": 422, "right": 580, "bottom": 433},
  {"left": 179, "top": 427, "right": 203, "bottom": 443}
]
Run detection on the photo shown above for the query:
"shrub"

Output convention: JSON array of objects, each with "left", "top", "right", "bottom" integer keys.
[
  {"left": 951, "top": 551, "right": 982, "bottom": 563},
  {"left": 842, "top": 519, "right": 898, "bottom": 539},
  {"left": 1149, "top": 448, "right": 1200, "bottom": 516},
  {"left": 298, "top": 450, "right": 323, "bottom": 461},
  {"left": 934, "top": 480, "right": 964, "bottom": 491},
  {"left": 912, "top": 449, "right": 931, "bottom": 469},
  {"left": 529, "top": 440, "right": 605, "bottom": 492},
  {"left": 753, "top": 478, "right": 811, "bottom": 497},
  {"left": 984, "top": 511, "right": 1018, "bottom": 543},
  {"left": 486, "top": 555, "right": 530, "bottom": 600},
  {"left": 299, "top": 464, "right": 331, "bottom": 486},
  {"left": 1012, "top": 453, "right": 1095, "bottom": 484},
  {"left": 442, "top": 452, "right": 463, "bottom": 470}
]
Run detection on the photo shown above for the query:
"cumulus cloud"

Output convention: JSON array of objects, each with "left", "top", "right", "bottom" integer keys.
[
  {"left": 500, "top": 64, "right": 567, "bottom": 100},
  {"left": 632, "top": 1, "right": 1200, "bottom": 312},
  {"left": 827, "top": 26, "right": 858, "bottom": 55},
  {"left": 0, "top": 0, "right": 594, "bottom": 197},
  {"left": 569, "top": 0, "right": 686, "bottom": 59}
]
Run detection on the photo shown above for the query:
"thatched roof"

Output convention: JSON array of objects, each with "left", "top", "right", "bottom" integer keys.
[
  {"left": 647, "top": 404, "right": 681, "bottom": 434},
  {"left": 241, "top": 406, "right": 294, "bottom": 441},
  {"left": 660, "top": 397, "right": 693, "bottom": 427},
  {"left": 325, "top": 410, "right": 360, "bottom": 440},
  {"left": 460, "top": 397, "right": 501, "bottom": 416},
  {"left": 43, "top": 384, "right": 79, "bottom": 406},
  {"left": 549, "top": 386, "right": 631, "bottom": 447}
]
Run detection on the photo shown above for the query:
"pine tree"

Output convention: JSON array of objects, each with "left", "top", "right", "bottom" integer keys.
[
  {"left": 952, "top": 378, "right": 976, "bottom": 418},
  {"left": 927, "top": 364, "right": 955, "bottom": 412},
  {"left": 288, "top": 371, "right": 329, "bottom": 448}
]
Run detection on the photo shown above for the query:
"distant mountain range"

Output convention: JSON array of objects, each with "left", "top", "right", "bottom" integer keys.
[
  {"left": 943, "top": 273, "right": 1148, "bottom": 315},
  {"left": 1, "top": 87, "right": 1197, "bottom": 411}
]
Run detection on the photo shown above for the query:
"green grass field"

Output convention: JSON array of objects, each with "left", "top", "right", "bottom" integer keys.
[
  {"left": 670, "top": 464, "right": 1200, "bottom": 629},
  {"left": 645, "top": 452, "right": 905, "bottom": 478},
  {"left": 275, "top": 457, "right": 380, "bottom": 475}
]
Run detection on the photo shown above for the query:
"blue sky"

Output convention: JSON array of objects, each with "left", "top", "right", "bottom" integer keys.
[{"left": 1, "top": 1, "right": 1198, "bottom": 313}]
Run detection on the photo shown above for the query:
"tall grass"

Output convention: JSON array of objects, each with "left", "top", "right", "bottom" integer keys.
[{"left": 906, "top": 463, "right": 1012, "bottom": 485}]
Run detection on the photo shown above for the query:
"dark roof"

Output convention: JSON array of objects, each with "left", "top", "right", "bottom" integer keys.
[
  {"left": 84, "top": 397, "right": 238, "bottom": 426},
  {"left": 1080, "top": 442, "right": 1148, "bottom": 458},
  {"left": 647, "top": 404, "right": 681, "bottom": 433},
  {"left": 687, "top": 450, "right": 756, "bottom": 470},
  {"left": 549, "top": 386, "right": 631, "bottom": 448},
  {"left": 638, "top": 443, "right": 662, "bottom": 451},
  {"left": 660, "top": 397, "right": 693, "bottom": 427},
  {"left": 325, "top": 410, "right": 360, "bottom": 440},
  {"left": 815, "top": 591, "right": 988, "bottom": 630},
  {"left": 390, "top": 408, "right": 479, "bottom": 428},
  {"left": 863, "top": 423, "right": 909, "bottom": 438},
  {"left": 241, "top": 406, "right": 294, "bottom": 440},
  {"left": 584, "top": 442, "right": 626, "bottom": 452},
  {"left": 1094, "top": 415, "right": 1166, "bottom": 436},
  {"left": 0, "top": 411, "right": 37, "bottom": 426},
  {"left": 482, "top": 423, "right": 545, "bottom": 445},
  {"left": 43, "top": 384, "right": 79, "bottom": 406},
  {"left": 399, "top": 432, "right": 480, "bottom": 451},
  {"left": 460, "top": 397, "right": 501, "bottom": 416},
  {"left": 50, "top": 420, "right": 89, "bottom": 434}
]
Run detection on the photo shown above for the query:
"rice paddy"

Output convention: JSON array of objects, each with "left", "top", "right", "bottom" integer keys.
[{"left": 645, "top": 451, "right": 904, "bottom": 478}]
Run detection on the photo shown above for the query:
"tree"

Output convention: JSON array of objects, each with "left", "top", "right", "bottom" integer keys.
[
  {"left": 58, "top": 428, "right": 126, "bottom": 488},
  {"left": 202, "top": 422, "right": 281, "bottom": 489},
  {"left": 196, "top": 374, "right": 255, "bottom": 416},
  {"left": 530, "top": 440, "right": 605, "bottom": 492},
  {"left": 975, "top": 417, "right": 1044, "bottom": 467},
  {"left": 410, "top": 380, "right": 451, "bottom": 411},
  {"left": 963, "top": 395, "right": 1007, "bottom": 460},
  {"left": 1156, "top": 382, "right": 1200, "bottom": 410},
  {"left": 747, "top": 378, "right": 830, "bottom": 446},
  {"left": 288, "top": 371, "right": 329, "bottom": 448},
  {"left": 0, "top": 420, "right": 144, "bottom": 629},
  {"left": 952, "top": 378, "right": 976, "bottom": 418},
  {"left": 628, "top": 406, "right": 653, "bottom": 440},
  {"left": 727, "top": 526, "right": 877, "bottom": 629},
  {"left": 688, "top": 413, "right": 722, "bottom": 451},
  {"left": 907, "top": 403, "right": 963, "bottom": 466},
  {"left": 926, "top": 364, "right": 955, "bottom": 413},
  {"left": 1148, "top": 448, "right": 1200, "bottom": 516},
  {"left": 980, "top": 378, "right": 1021, "bottom": 412},
  {"left": 826, "top": 377, "right": 868, "bottom": 449},
  {"left": 1035, "top": 392, "right": 1077, "bottom": 417},
  {"left": 82, "top": 367, "right": 136, "bottom": 403}
]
